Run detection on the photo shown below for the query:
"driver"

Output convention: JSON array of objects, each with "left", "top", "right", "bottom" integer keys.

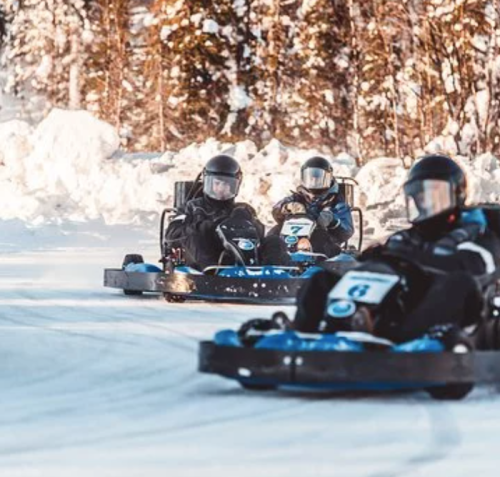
[
  {"left": 293, "top": 154, "right": 500, "bottom": 343},
  {"left": 268, "top": 156, "right": 354, "bottom": 257},
  {"left": 164, "top": 154, "right": 290, "bottom": 270}
]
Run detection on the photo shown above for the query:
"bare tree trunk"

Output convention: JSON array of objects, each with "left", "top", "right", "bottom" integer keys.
[
  {"left": 346, "top": 0, "right": 363, "bottom": 165},
  {"left": 68, "top": 34, "right": 81, "bottom": 109}
]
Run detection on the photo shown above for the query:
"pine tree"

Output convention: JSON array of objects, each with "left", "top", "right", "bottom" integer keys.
[
  {"left": 0, "top": 4, "right": 7, "bottom": 48},
  {"left": 3, "top": 0, "right": 93, "bottom": 108},
  {"left": 283, "top": 0, "right": 352, "bottom": 152}
]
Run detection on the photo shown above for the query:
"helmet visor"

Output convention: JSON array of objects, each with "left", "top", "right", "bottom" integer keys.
[
  {"left": 203, "top": 174, "right": 240, "bottom": 201},
  {"left": 301, "top": 167, "right": 332, "bottom": 190},
  {"left": 404, "top": 179, "right": 455, "bottom": 223}
]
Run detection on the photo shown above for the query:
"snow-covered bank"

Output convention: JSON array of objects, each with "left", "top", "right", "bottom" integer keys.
[{"left": 1, "top": 109, "right": 499, "bottom": 240}]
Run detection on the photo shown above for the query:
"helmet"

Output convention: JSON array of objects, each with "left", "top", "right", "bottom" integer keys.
[
  {"left": 300, "top": 156, "right": 335, "bottom": 195},
  {"left": 202, "top": 155, "right": 242, "bottom": 201},
  {"left": 403, "top": 154, "right": 467, "bottom": 224}
]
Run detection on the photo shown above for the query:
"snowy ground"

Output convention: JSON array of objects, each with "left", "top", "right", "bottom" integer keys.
[
  {"left": 1, "top": 223, "right": 500, "bottom": 477},
  {"left": 2, "top": 108, "right": 500, "bottom": 475}
]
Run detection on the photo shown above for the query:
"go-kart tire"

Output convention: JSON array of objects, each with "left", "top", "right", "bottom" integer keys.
[
  {"left": 122, "top": 254, "right": 144, "bottom": 296},
  {"left": 240, "top": 382, "right": 276, "bottom": 391},
  {"left": 477, "top": 317, "right": 500, "bottom": 350},
  {"left": 164, "top": 293, "right": 186, "bottom": 303},
  {"left": 122, "top": 254, "right": 144, "bottom": 268},
  {"left": 124, "top": 289, "right": 143, "bottom": 296},
  {"left": 427, "top": 331, "right": 474, "bottom": 401},
  {"left": 426, "top": 383, "right": 474, "bottom": 401}
]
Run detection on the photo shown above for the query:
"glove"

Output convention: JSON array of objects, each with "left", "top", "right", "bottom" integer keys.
[
  {"left": 359, "top": 243, "right": 385, "bottom": 261},
  {"left": 197, "top": 219, "right": 216, "bottom": 235},
  {"left": 281, "top": 201, "right": 307, "bottom": 216},
  {"left": 306, "top": 203, "right": 321, "bottom": 221},
  {"left": 317, "top": 210, "right": 340, "bottom": 229},
  {"left": 237, "top": 312, "right": 291, "bottom": 347},
  {"left": 230, "top": 206, "right": 254, "bottom": 222},
  {"left": 237, "top": 318, "right": 281, "bottom": 347}
]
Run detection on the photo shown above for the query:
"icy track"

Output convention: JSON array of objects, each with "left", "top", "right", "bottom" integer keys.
[{"left": 1, "top": 223, "right": 500, "bottom": 477}]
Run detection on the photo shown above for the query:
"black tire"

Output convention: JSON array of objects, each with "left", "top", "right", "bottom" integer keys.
[
  {"left": 122, "top": 254, "right": 144, "bottom": 296},
  {"left": 122, "top": 254, "right": 144, "bottom": 268},
  {"left": 164, "top": 293, "right": 186, "bottom": 303},
  {"left": 124, "top": 289, "right": 143, "bottom": 296},
  {"left": 240, "top": 382, "right": 276, "bottom": 391},
  {"left": 476, "top": 317, "right": 500, "bottom": 350},
  {"left": 427, "top": 382, "right": 474, "bottom": 401},
  {"left": 426, "top": 332, "right": 474, "bottom": 401}
]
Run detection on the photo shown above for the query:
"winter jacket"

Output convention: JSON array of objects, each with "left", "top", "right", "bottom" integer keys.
[
  {"left": 164, "top": 195, "right": 265, "bottom": 269},
  {"left": 270, "top": 184, "right": 354, "bottom": 251}
]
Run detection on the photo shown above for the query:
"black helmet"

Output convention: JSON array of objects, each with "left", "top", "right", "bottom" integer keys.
[
  {"left": 202, "top": 154, "right": 242, "bottom": 201},
  {"left": 300, "top": 156, "right": 335, "bottom": 195},
  {"left": 403, "top": 154, "right": 467, "bottom": 224}
]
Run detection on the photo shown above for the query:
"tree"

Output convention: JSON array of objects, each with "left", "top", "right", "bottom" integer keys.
[{"left": 3, "top": 0, "right": 93, "bottom": 108}]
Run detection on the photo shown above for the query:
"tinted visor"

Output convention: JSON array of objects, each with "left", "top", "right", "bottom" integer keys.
[
  {"left": 203, "top": 174, "right": 240, "bottom": 201},
  {"left": 404, "top": 179, "right": 455, "bottom": 223},
  {"left": 301, "top": 167, "right": 332, "bottom": 190}
]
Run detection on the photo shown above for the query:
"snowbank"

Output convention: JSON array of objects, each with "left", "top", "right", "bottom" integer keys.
[{"left": 0, "top": 108, "right": 499, "bottom": 240}]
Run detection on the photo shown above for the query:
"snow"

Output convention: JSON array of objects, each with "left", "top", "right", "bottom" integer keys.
[
  {"left": 1, "top": 221, "right": 500, "bottom": 477},
  {"left": 202, "top": 19, "right": 219, "bottom": 34},
  {"left": 0, "top": 108, "right": 499, "bottom": 240},
  {"left": 0, "top": 107, "right": 499, "bottom": 474}
]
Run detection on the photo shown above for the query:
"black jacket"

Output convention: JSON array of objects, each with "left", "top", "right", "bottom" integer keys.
[
  {"left": 164, "top": 195, "right": 265, "bottom": 269},
  {"left": 363, "top": 207, "right": 500, "bottom": 277}
]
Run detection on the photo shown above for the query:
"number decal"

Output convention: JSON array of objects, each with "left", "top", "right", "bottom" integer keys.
[
  {"left": 347, "top": 284, "right": 370, "bottom": 299},
  {"left": 290, "top": 225, "right": 304, "bottom": 234},
  {"left": 328, "top": 271, "right": 400, "bottom": 305}
]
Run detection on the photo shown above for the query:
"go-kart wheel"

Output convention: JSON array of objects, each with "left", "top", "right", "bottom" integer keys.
[
  {"left": 476, "top": 317, "right": 500, "bottom": 350},
  {"left": 426, "top": 382, "right": 474, "bottom": 401},
  {"left": 426, "top": 330, "right": 474, "bottom": 401},
  {"left": 122, "top": 254, "right": 144, "bottom": 268},
  {"left": 164, "top": 293, "right": 186, "bottom": 303},
  {"left": 240, "top": 382, "right": 276, "bottom": 391},
  {"left": 122, "top": 254, "right": 145, "bottom": 296},
  {"left": 124, "top": 289, "right": 143, "bottom": 296}
]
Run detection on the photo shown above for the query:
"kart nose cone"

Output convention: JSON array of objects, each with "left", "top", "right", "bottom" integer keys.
[
  {"left": 238, "top": 239, "right": 256, "bottom": 251},
  {"left": 327, "top": 299, "right": 356, "bottom": 318}
]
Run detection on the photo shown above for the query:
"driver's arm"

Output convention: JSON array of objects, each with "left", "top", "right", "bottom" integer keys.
[
  {"left": 271, "top": 195, "right": 302, "bottom": 224},
  {"left": 323, "top": 202, "right": 354, "bottom": 243}
]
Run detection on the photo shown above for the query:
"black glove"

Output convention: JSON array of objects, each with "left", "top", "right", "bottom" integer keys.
[
  {"left": 197, "top": 219, "right": 217, "bottom": 235},
  {"left": 317, "top": 210, "right": 340, "bottom": 229},
  {"left": 306, "top": 203, "right": 321, "bottom": 221},
  {"left": 359, "top": 243, "right": 385, "bottom": 261},
  {"left": 237, "top": 312, "right": 291, "bottom": 347},
  {"left": 238, "top": 318, "right": 280, "bottom": 346},
  {"left": 230, "top": 206, "right": 254, "bottom": 222}
]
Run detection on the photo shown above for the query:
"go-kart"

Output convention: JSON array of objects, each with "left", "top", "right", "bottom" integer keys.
[
  {"left": 104, "top": 177, "right": 362, "bottom": 304},
  {"left": 199, "top": 253, "right": 500, "bottom": 399}
]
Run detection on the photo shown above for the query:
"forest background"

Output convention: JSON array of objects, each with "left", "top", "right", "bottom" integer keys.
[{"left": 0, "top": 0, "right": 499, "bottom": 164}]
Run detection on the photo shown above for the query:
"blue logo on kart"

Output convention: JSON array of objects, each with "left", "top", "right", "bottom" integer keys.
[
  {"left": 285, "top": 235, "right": 299, "bottom": 245},
  {"left": 238, "top": 239, "right": 256, "bottom": 251},
  {"left": 327, "top": 300, "right": 356, "bottom": 318}
]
